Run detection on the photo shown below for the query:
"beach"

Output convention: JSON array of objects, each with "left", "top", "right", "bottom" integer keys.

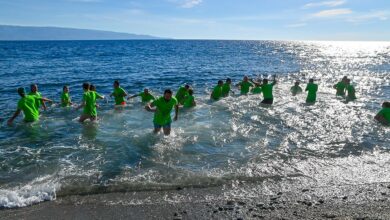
[{"left": 2, "top": 180, "right": 390, "bottom": 219}]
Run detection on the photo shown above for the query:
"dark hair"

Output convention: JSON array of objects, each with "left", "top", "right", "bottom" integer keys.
[
  {"left": 384, "top": 102, "right": 390, "bottom": 108},
  {"left": 30, "top": 84, "right": 37, "bottom": 89},
  {"left": 218, "top": 80, "right": 223, "bottom": 84},
  {"left": 188, "top": 89, "right": 194, "bottom": 95},
  {"left": 90, "top": 84, "right": 96, "bottom": 91},
  {"left": 184, "top": 84, "right": 190, "bottom": 89},
  {"left": 309, "top": 79, "right": 314, "bottom": 83},
  {"left": 114, "top": 80, "right": 120, "bottom": 86},
  {"left": 63, "top": 85, "right": 68, "bottom": 90},
  {"left": 263, "top": 79, "right": 269, "bottom": 84},
  {"left": 83, "top": 82, "right": 90, "bottom": 90},
  {"left": 226, "top": 78, "right": 231, "bottom": 82},
  {"left": 164, "top": 89, "right": 173, "bottom": 95}
]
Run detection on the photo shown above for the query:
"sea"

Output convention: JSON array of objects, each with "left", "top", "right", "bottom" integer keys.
[{"left": 0, "top": 40, "right": 389, "bottom": 208}]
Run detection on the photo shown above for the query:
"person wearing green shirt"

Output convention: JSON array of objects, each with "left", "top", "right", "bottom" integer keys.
[
  {"left": 305, "top": 79, "right": 318, "bottom": 104},
  {"left": 183, "top": 89, "right": 196, "bottom": 108},
  {"left": 222, "top": 78, "right": 233, "bottom": 97},
  {"left": 333, "top": 76, "right": 347, "bottom": 96},
  {"left": 211, "top": 80, "right": 224, "bottom": 101},
  {"left": 375, "top": 102, "right": 390, "bottom": 126},
  {"left": 29, "top": 84, "right": 52, "bottom": 110},
  {"left": 7, "top": 88, "right": 50, "bottom": 125},
  {"left": 252, "top": 75, "right": 277, "bottom": 104},
  {"left": 145, "top": 89, "right": 179, "bottom": 136},
  {"left": 110, "top": 80, "right": 127, "bottom": 106},
  {"left": 90, "top": 84, "right": 105, "bottom": 108},
  {"left": 128, "top": 88, "right": 156, "bottom": 103},
  {"left": 77, "top": 83, "right": 98, "bottom": 123},
  {"left": 61, "top": 85, "right": 73, "bottom": 107},
  {"left": 290, "top": 81, "right": 303, "bottom": 96},
  {"left": 345, "top": 79, "right": 357, "bottom": 102},
  {"left": 175, "top": 84, "right": 190, "bottom": 105},
  {"left": 236, "top": 76, "right": 254, "bottom": 95}
]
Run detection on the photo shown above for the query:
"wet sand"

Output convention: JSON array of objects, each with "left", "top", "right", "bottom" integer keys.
[{"left": 2, "top": 181, "right": 390, "bottom": 220}]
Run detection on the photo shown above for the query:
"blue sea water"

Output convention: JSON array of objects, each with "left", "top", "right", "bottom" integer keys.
[{"left": 0, "top": 40, "right": 389, "bottom": 208}]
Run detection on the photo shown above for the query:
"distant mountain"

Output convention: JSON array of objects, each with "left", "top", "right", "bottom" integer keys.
[{"left": 0, "top": 25, "right": 165, "bottom": 40}]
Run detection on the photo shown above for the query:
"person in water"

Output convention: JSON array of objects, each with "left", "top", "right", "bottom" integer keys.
[
  {"left": 236, "top": 76, "right": 254, "bottom": 95},
  {"left": 305, "top": 79, "right": 318, "bottom": 104},
  {"left": 61, "top": 85, "right": 72, "bottom": 107},
  {"left": 175, "top": 84, "right": 190, "bottom": 105},
  {"left": 128, "top": 88, "right": 155, "bottom": 103},
  {"left": 77, "top": 82, "right": 98, "bottom": 123},
  {"left": 8, "top": 88, "right": 51, "bottom": 125},
  {"left": 90, "top": 84, "right": 105, "bottom": 108},
  {"left": 333, "top": 76, "right": 348, "bottom": 97},
  {"left": 251, "top": 81, "right": 262, "bottom": 95},
  {"left": 222, "top": 78, "right": 233, "bottom": 97},
  {"left": 252, "top": 75, "right": 277, "bottom": 104},
  {"left": 183, "top": 89, "right": 196, "bottom": 108},
  {"left": 29, "top": 84, "right": 52, "bottom": 110},
  {"left": 145, "top": 89, "right": 179, "bottom": 136},
  {"left": 290, "top": 81, "right": 303, "bottom": 96},
  {"left": 211, "top": 80, "right": 224, "bottom": 101},
  {"left": 110, "top": 80, "right": 127, "bottom": 106},
  {"left": 375, "top": 102, "right": 390, "bottom": 126},
  {"left": 345, "top": 79, "right": 357, "bottom": 102}
]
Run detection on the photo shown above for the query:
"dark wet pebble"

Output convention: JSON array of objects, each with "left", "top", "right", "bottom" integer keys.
[
  {"left": 381, "top": 192, "right": 387, "bottom": 196},
  {"left": 256, "top": 203, "right": 265, "bottom": 207},
  {"left": 277, "top": 192, "right": 283, "bottom": 195},
  {"left": 322, "top": 213, "right": 336, "bottom": 218},
  {"left": 237, "top": 201, "right": 246, "bottom": 205},
  {"left": 218, "top": 207, "right": 223, "bottom": 211},
  {"left": 302, "top": 189, "right": 309, "bottom": 192},
  {"left": 318, "top": 199, "right": 325, "bottom": 204},
  {"left": 176, "top": 186, "right": 183, "bottom": 190},
  {"left": 342, "top": 196, "right": 348, "bottom": 200},
  {"left": 227, "top": 200, "right": 235, "bottom": 205}
]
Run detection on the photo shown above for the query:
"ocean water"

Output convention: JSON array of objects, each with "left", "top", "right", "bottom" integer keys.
[{"left": 0, "top": 40, "right": 389, "bottom": 208}]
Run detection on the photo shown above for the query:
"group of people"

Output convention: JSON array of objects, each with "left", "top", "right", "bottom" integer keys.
[{"left": 6, "top": 76, "right": 390, "bottom": 136}]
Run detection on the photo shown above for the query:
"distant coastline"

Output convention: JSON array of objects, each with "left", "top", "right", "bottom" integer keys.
[{"left": 0, "top": 25, "right": 166, "bottom": 41}]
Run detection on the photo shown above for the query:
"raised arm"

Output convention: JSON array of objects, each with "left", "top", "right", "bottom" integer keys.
[{"left": 7, "top": 109, "right": 21, "bottom": 126}]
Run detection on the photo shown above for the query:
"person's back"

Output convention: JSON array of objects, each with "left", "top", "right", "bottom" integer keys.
[
  {"left": 239, "top": 81, "right": 253, "bottom": 95},
  {"left": 140, "top": 92, "right": 155, "bottom": 103},
  {"left": 334, "top": 77, "right": 347, "bottom": 96},
  {"left": 18, "top": 95, "right": 40, "bottom": 122},
  {"left": 211, "top": 81, "right": 223, "bottom": 100},
  {"left": 83, "top": 91, "right": 97, "bottom": 117},
  {"left": 290, "top": 82, "right": 303, "bottom": 96},
  {"left": 113, "top": 87, "right": 126, "bottom": 105},
  {"left": 346, "top": 82, "right": 356, "bottom": 101},
  {"left": 305, "top": 80, "right": 318, "bottom": 103},
  {"left": 222, "top": 78, "right": 232, "bottom": 97},
  {"left": 176, "top": 85, "right": 189, "bottom": 104},
  {"left": 252, "top": 85, "right": 262, "bottom": 94},
  {"left": 375, "top": 102, "right": 390, "bottom": 126}
]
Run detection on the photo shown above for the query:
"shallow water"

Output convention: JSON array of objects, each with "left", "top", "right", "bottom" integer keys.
[{"left": 0, "top": 40, "right": 389, "bottom": 208}]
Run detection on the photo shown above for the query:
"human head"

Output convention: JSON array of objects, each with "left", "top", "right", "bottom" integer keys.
[
  {"left": 163, "top": 89, "right": 173, "bottom": 100},
  {"left": 345, "top": 79, "right": 351, "bottom": 84},
  {"left": 309, "top": 79, "right": 314, "bottom": 83},
  {"left": 342, "top": 76, "right": 348, "bottom": 82},
  {"left": 82, "top": 82, "right": 90, "bottom": 91},
  {"left": 17, "top": 87, "right": 26, "bottom": 97},
  {"left": 226, "top": 78, "right": 232, "bottom": 84},
  {"left": 113, "top": 80, "right": 120, "bottom": 88},
  {"left": 30, "top": 84, "right": 38, "bottom": 93},
  {"left": 90, "top": 84, "right": 96, "bottom": 91},
  {"left": 188, "top": 89, "right": 194, "bottom": 95},
  {"left": 383, "top": 102, "right": 390, "bottom": 108},
  {"left": 184, "top": 84, "right": 190, "bottom": 90},
  {"left": 243, "top": 76, "right": 249, "bottom": 82},
  {"left": 294, "top": 81, "right": 300, "bottom": 86},
  {"left": 63, "top": 85, "right": 69, "bottom": 93},
  {"left": 263, "top": 79, "right": 269, "bottom": 84},
  {"left": 144, "top": 88, "right": 149, "bottom": 94},
  {"left": 218, "top": 80, "right": 223, "bottom": 86}
]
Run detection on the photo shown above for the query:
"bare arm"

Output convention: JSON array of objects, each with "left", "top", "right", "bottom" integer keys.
[
  {"left": 145, "top": 102, "right": 156, "bottom": 112},
  {"left": 128, "top": 94, "right": 139, "bottom": 100},
  {"left": 375, "top": 114, "right": 389, "bottom": 125},
  {"left": 7, "top": 109, "right": 21, "bottom": 126},
  {"left": 174, "top": 105, "right": 179, "bottom": 121}
]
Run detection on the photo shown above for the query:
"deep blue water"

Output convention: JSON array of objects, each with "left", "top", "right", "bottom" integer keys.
[{"left": 0, "top": 40, "right": 389, "bottom": 208}]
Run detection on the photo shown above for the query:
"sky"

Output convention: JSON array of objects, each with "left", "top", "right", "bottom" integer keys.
[{"left": 0, "top": 0, "right": 389, "bottom": 41}]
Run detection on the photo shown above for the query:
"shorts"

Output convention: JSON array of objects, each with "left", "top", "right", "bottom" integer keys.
[
  {"left": 261, "top": 98, "right": 273, "bottom": 104},
  {"left": 119, "top": 102, "right": 126, "bottom": 106},
  {"left": 154, "top": 122, "right": 171, "bottom": 129}
]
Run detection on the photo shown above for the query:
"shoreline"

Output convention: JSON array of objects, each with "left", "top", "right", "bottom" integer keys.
[{"left": 2, "top": 181, "right": 390, "bottom": 219}]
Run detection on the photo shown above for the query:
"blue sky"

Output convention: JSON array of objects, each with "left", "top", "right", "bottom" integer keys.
[{"left": 0, "top": 0, "right": 389, "bottom": 40}]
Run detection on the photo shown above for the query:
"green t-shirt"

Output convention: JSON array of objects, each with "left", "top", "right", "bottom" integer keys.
[
  {"left": 83, "top": 91, "right": 97, "bottom": 116},
  {"left": 222, "top": 83, "right": 231, "bottom": 97},
  {"left": 290, "top": 86, "right": 303, "bottom": 96},
  {"left": 175, "top": 87, "right": 189, "bottom": 104},
  {"left": 306, "top": 83, "right": 318, "bottom": 103},
  {"left": 334, "top": 82, "right": 346, "bottom": 96},
  {"left": 261, "top": 84, "right": 274, "bottom": 99},
  {"left": 28, "top": 91, "right": 42, "bottom": 109},
  {"left": 377, "top": 108, "right": 390, "bottom": 124},
  {"left": 212, "top": 85, "right": 223, "bottom": 100},
  {"left": 152, "top": 97, "right": 178, "bottom": 125},
  {"left": 139, "top": 92, "right": 155, "bottom": 103},
  {"left": 346, "top": 85, "right": 356, "bottom": 100},
  {"left": 17, "top": 95, "right": 40, "bottom": 122},
  {"left": 112, "top": 87, "right": 126, "bottom": 105},
  {"left": 61, "top": 92, "right": 71, "bottom": 107},
  {"left": 183, "top": 95, "right": 195, "bottom": 108},
  {"left": 252, "top": 86, "right": 262, "bottom": 94},
  {"left": 239, "top": 81, "right": 253, "bottom": 95}
]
